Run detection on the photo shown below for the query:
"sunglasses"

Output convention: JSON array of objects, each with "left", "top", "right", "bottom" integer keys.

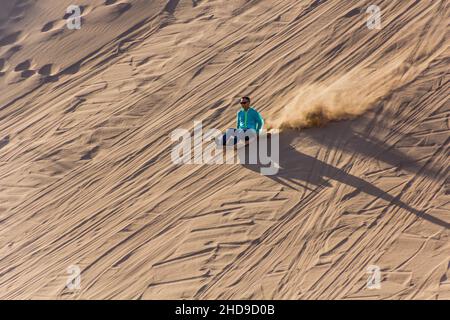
[{"left": 240, "top": 100, "right": 249, "bottom": 104}]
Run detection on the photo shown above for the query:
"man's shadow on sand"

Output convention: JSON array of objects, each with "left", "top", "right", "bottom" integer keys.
[{"left": 243, "top": 126, "right": 449, "bottom": 229}]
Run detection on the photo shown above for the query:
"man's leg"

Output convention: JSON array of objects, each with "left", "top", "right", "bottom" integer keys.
[
  {"left": 237, "top": 129, "right": 253, "bottom": 144},
  {"left": 222, "top": 128, "right": 237, "bottom": 146}
]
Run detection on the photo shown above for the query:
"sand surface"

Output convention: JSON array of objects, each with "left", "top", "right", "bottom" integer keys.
[{"left": 0, "top": 0, "right": 449, "bottom": 299}]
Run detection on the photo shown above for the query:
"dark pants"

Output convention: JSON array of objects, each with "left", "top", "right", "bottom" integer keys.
[{"left": 222, "top": 129, "right": 252, "bottom": 146}]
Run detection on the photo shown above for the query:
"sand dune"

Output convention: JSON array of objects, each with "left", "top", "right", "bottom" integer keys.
[{"left": 0, "top": 0, "right": 448, "bottom": 299}]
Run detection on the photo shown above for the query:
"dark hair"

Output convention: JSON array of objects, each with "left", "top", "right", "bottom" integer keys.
[{"left": 241, "top": 96, "right": 251, "bottom": 102}]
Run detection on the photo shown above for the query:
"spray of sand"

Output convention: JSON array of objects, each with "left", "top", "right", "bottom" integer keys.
[{"left": 267, "top": 68, "right": 399, "bottom": 131}]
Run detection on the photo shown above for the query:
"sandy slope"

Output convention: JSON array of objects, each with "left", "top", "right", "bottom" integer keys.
[{"left": 0, "top": 0, "right": 448, "bottom": 299}]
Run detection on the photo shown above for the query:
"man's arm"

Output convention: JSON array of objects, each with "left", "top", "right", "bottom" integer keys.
[
  {"left": 256, "top": 111, "right": 264, "bottom": 132},
  {"left": 236, "top": 111, "right": 241, "bottom": 129}
]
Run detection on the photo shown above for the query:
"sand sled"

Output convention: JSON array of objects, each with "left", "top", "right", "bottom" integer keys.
[{"left": 216, "top": 130, "right": 273, "bottom": 152}]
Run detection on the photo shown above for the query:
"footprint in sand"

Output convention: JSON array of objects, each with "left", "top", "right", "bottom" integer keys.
[
  {"left": 0, "top": 31, "right": 22, "bottom": 47},
  {"left": 39, "top": 6, "right": 92, "bottom": 36},
  {"left": 59, "top": 5, "right": 95, "bottom": 30},
  {"left": 41, "top": 21, "right": 55, "bottom": 32},
  {"left": 13, "top": 59, "right": 36, "bottom": 79},
  {"left": 62, "top": 5, "right": 92, "bottom": 20},
  {"left": 40, "top": 19, "right": 66, "bottom": 34},
  {"left": 14, "top": 59, "right": 30, "bottom": 71},
  {"left": 80, "top": 146, "right": 100, "bottom": 160},
  {"left": 0, "top": 135, "right": 10, "bottom": 150},
  {"left": 38, "top": 64, "right": 61, "bottom": 82},
  {"left": 38, "top": 64, "right": 58, "bottom": 76},
  {"left": 3, "top": 44, "right": 22, "bottom": 62},
  {"left": 60, "top": 61, "right": 81, "bottom": 76},
  {"left": 344, "top": 8, "right": 361, "bottom": 18},
  {"left": 20, "top": 69, "right": 35, "bottom": 78}
]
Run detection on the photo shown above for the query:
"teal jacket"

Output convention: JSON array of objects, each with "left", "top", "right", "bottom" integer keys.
[{"left": 237, "top": 107, "right": 264, "bottom": 133}]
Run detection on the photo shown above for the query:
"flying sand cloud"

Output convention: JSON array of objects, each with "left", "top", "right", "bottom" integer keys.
[{"left": 266, "top": 53, "right": 435, "bottom": 131}]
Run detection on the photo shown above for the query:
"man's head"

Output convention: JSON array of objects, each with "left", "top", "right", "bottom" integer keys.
[{"left": 240, "top": 96, "right": 251, "bottom": 110}]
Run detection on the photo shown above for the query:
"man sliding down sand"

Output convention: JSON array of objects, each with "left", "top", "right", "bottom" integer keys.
[{"left": 221, "top": 96, "right": 264, "bottom": 146}]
